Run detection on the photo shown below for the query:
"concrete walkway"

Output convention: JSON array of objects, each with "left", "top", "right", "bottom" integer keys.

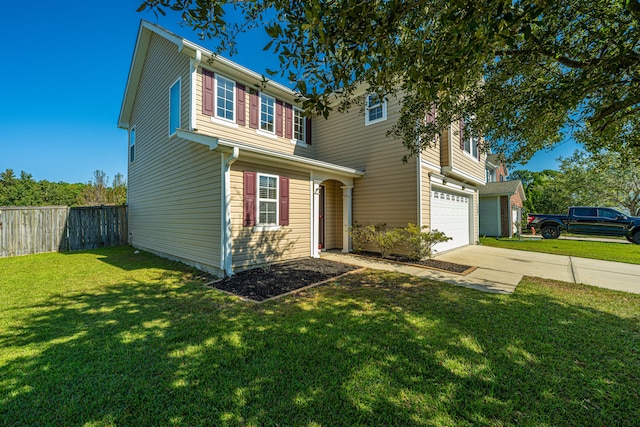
[{"left": 322, "top": 246, "right": 640, "bottom": 295}]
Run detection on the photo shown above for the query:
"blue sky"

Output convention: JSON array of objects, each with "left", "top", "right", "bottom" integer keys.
[{"left": 0, "top": 1, "right": 576, "bottom": 184}]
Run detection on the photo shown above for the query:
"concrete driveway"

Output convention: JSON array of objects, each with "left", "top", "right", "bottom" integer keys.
[{"left": 435, "top": 245, "right": 640, "bottom": 294}]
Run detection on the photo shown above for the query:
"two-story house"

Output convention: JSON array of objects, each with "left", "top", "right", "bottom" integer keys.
[
  {"left": 118, "top": 21, "right": 486, "bottom": 277},
  {"left": 479, "top": 154, "right": 526, "bottom": 237}
]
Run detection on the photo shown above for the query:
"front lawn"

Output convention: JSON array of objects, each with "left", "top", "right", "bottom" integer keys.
[
  {"left": 1, "top": 246, "right": 639, "bottom": 426},
  {"left": 480, "top": 236, "right": 640, "bottom": 264}
]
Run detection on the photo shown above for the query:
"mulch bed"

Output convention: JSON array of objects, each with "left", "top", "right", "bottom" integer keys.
[
  {"left": 208, "top": 258, "right": 361, "bottom": 302},
  {"left": 355, "top": 251, "right": 473, "bottom": 274},
  {"left": 208, "top": 253, "right": 474, "bottom": 302}
]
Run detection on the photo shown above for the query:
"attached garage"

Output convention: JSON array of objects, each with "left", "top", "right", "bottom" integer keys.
[{"left": 431, "top": 189, "right": 471, "bottom": 253}]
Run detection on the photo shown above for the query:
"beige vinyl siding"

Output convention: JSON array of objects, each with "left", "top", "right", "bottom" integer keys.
[
  {"left": 421, "top": 166, "right": 431, "bottom": 228},
  {"left": 128, "top": 33, "right": 223, "bottom": 276},
  {"left": 322, "top": 180, "right": 343, "bottom": 250},
  {"left": 230, "top": 160, "right": 311, "bottom": 270},
  {"left": 314, "top": 94, "right": 417, "bottom": 228},
  {"left": 422, "top": 136, "right": 441, "bottom": 168},
  {"left": 472, "top": 190, "right": 480, "bottom": 244},
  {"left": 195, "top": 67, "right": 315, "bottom": 159},
  {"left": 448, "top": 124, "right": 486, "bottom": 182}
]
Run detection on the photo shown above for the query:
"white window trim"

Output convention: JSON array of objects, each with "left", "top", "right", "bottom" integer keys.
[
  {"left": 129, "top": 126, "right": 136, "bottom": 163},
  {"left": 214, "top": 73, "right": 236, "bottom": 123},
  {"left": 256, "top": 129, "right": 278, "bottom": 139},
  {"left": 259, "top": 93, "right": 276, "bottom": 134},
  {"left": 365, "top": 94, "right": 387, "bottom": 126},
  {"left": 462, "top": 136, "right": 480, "bottom": 161},
  {"left": 169, "top": 77, "right": 181, "bottom": 137},
  {"left": 292, "top": 106, "right": 306, "bottom": 144},
  {"left": 256, "top": 172, "right": 279, "bottom": 226}
]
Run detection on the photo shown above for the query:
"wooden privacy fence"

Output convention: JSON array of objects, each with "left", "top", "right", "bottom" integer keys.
[{"left": 0, "top": 205, "right": 128, "bottom": 258}]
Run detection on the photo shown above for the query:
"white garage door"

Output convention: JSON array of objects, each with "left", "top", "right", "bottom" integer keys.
[{"left": 431, "top": 189, "right": 470, "bottom": 253}]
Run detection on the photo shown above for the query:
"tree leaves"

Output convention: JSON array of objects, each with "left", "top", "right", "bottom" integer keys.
[{"left": 138, "top": 0, "right": 640, "bottom": 163}]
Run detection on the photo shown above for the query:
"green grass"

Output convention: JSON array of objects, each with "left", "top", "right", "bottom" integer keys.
[
  {"left": 1, "top": 246, "right": 639, "bottom": 426},
  {"left": 480, "top": 236, "right": 640, "bottom": 264}
]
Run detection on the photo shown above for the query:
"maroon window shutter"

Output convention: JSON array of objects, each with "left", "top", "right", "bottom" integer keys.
[
  {"left": 236, "top": 83, "right": 246, "bottom": 126},
  {"left": 425, "top": 104, "right": 436, "bottom": 123},
  {"left": 279, "top": 176, "right": 289, "bottom": 226},
  {"left": 275, "top": 99, "right": 284, "bottom": 137},
  {"left": 459, "top": 119, "right": 465, "bottom": 150},
  {"left": 202, "top": 70, "right": 214, "bottom": 116},
  {"left": 305, "top": 117, "right": 312, "bottom": 145},
  {"left": 249, "top": 91, "right": 259, "bottom": 129},
  {"left": 285, "top": 103, "right": 293, "bottom": 139},
  {"left": 243, "top": 171, "right": 256, "bottom": 227}
]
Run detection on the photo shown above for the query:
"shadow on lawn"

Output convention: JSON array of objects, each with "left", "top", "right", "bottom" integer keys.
[{"left": 1, "top": 255, "right": 639, "bottom": 425}]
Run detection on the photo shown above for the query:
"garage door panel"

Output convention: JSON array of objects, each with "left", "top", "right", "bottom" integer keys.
[{"left": 431, "top": 189, "right": 470, "bottom": 253}]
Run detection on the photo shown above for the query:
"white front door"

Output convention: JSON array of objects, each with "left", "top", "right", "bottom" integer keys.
[{"left": 431, "top": 189, "right": 471, "bottom": 253}]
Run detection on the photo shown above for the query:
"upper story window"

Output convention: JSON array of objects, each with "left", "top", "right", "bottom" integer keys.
[
  {"left": 260, "top": 93, "right": 275, "bottom": 133},
  {"left": 365, "top": 94, "right": 387, "bottom": 125},
  {"left": 129, "top": 127, "right": 136, "bottom": 163},
  {"left": 293, "top": 107, "right": 306, "bottom": 142},
  {"left": 169, "top": 78, "right": 181, "bottom": 136},
  {"left": 215, "top": 74, "right": 235, "bottom": 121},
  {"left": 461, "top": 121, "right": 479, "bottom": 159}
]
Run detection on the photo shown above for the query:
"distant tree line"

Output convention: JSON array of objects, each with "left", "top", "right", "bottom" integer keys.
[
  {"left": 0, "top": 169, "right": 127, "bottom": 207},
  {"left": 512, "top": 149, "right": 640, "bottom": 217}
]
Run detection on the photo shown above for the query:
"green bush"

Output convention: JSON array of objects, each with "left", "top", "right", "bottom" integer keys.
[
  {"left": 348, "top": 222, "right": 450, "bottom": 260},
  {"left": 401, "top": 223, "right": 451, "bottom": 261}
]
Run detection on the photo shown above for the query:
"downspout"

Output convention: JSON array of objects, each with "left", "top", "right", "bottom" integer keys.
[
  {"left": 189, "top": 50, "right": 202, "bottom": 131},
  {"left": 221, "top": 147, "right": 239, "bottom": 276},
  {"left": 416, "top": 120, "right": 423, "bottom": 228}
]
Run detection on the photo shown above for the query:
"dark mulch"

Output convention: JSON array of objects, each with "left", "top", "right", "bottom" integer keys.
[
  {"left": 356, "top": 251, "right": 473, "bottom": 274},
  {"left": 208, "top": 258, "right": 361, "bottom": 301}
]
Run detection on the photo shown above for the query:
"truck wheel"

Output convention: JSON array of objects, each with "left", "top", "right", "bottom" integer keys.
[
  {"left": 632, "top": 232, "right": 640, "bottom": 245},
  {"left": 541, "top": 226, "right": 560, "bottom": 239},
  {"left": 626, "top": 235, "right": 634, "bottom": 243}
]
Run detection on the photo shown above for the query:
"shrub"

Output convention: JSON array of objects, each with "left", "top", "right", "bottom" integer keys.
[
  {"left": 401, "top": 223, "right": 451, "bottom": 261},
  {"left": 370, "top": 226, "right": 404, "bottom": 258},
  {"left": 348, "top": 222, "right": 373, "bottom": 253},
  {"left": 348, "top": 222, "right": 451, "bottom": 260}
]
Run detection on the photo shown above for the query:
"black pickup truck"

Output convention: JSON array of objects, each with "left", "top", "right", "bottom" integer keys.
[{"left": 527, "top": 207, "right": 640, "bottom": 244}]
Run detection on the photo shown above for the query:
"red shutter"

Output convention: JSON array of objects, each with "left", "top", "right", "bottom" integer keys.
[
  {"left": 279, "top": 176, "right": 289, "bottom": 226},
  {"left": 275, "top": 99, "right": 284, "bottom": 137},
  {"left": 236, "top": 83, "right": 246, "bottom": 126},
  {"left": 202, "top": 70, "right": 214, "bottom": 116},
  {"left": 249, "top": 91, "right": 259, "bottom": 129},
  {"left": 459, "top": 119, "right": 465, "bottom": 150},
  {"left": 425, "top": 104, "right": 436, "bottom": 123},
  {"left": 305, "top": 117, "right": 312, "bottom": 145},
  {"left": 285, "top": 103, "right": 293, "bottom": 139},
  {"left": 243, "top": 171, "right": 256, "bottom": 227}
]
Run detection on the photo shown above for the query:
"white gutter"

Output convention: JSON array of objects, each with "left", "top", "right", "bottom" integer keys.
[{"left": 221, "top": 147, "right": 239, "bottom": 276}]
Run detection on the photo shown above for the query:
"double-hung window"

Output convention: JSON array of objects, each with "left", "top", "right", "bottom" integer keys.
[
  {"left": 215, "top": 74, "right": 235, "bottom": 121},
  {"left": 129, "top": 127, "right": 136, "bottom": 163},
  {"left": 293, "top": 107, "right": 306, "bottom": 142},
  {"left": 365, "top": 94, "right": 387, "bottom": 125},
  {"left": 461, "top": 118, "right": 479, "bottom": 159},
  {"left": 169, "top": 78, "right": 181, "bottom": 136},
  {"left": 260, "top": 93, "right": 275, "bottom": 133},
  {"left": 258, "top": 174, "right": 278, "bottom": 225}
]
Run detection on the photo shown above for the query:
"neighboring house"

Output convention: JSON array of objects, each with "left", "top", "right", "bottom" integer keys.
[
  {"left": 118, "top": 21, "right": 486, "bottom": 277},
  {"left": 479, "top": 154, "right": 526, "bottom": 237}
]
